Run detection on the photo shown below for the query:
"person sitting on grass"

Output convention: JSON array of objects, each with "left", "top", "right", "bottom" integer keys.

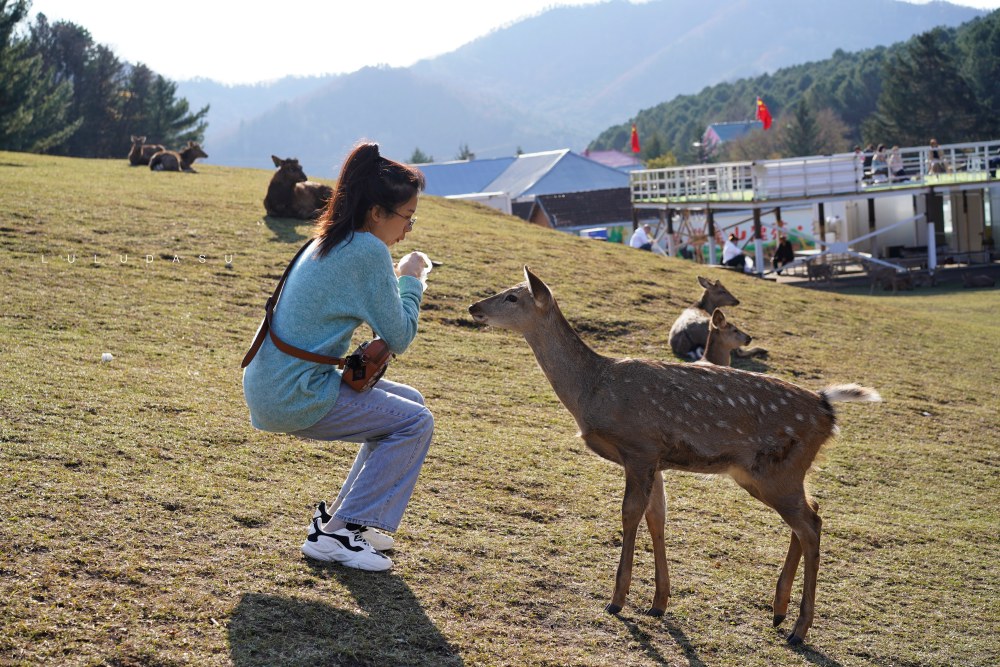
[
  {"left": 722, "top": 233, "right": 746, "bottom": 269},
  {"left": 629, "top": 223, "right": 654, "bottom": 251},
  {"left": 772, "top": 235, "right": 795, "bottom": 274}
]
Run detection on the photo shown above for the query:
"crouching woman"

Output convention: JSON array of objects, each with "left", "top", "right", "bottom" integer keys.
[{"left": 242, "top": 142, "right": 433, "bottom": 572}]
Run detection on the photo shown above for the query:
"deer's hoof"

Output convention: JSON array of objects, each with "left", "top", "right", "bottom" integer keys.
[
  {"left": 773, "top": 614, "right": 785, "bottom": 627},
  {"left": 604, "top": 603, "right": 622, "bottom": 615},
  {"left": 645, "top": 607, "right": 665, "bottom": 617},
  {"left": 787, "top": 633, "right": 803, "bottom": 646}
]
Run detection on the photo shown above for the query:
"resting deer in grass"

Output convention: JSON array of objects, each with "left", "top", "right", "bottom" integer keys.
[
  {"left": 668, "top": 276, "right": 765, "bottom": 362},
  {"left": 149, "top": 141, "right": 208, "bottom": 172},
  {"left": 469, "top": 267, "right": 880, "bottom": 645},
  {"left": 128, "top": 135, "right": 165, "bottom": 166},
  {"left": 263, "top": 156, "right": 333, "bottom": 220},
  {"left": 699, "top": 309, "right": 766, "bottom": 367}
]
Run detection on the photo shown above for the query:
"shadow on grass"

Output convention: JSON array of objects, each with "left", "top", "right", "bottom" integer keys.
[
  {"left": 261, "top": 215, "right": 310, "bottom": 244},
  {"left": 790, "top": 636, "right": 845, "bottom": 667},
  {"left": 731, "top": 356, "right": 770, "bottom": 373},
  {"left": 615, "top": 614, "right": 845, "bottom": 667},
  {"left": 614, "top": 614, "right": 707, "bottom": 667},
  {"left": 229, "top": 567, "right": 462, "bottom": 667}
]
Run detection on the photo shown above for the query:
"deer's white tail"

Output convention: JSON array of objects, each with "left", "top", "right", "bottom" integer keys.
[{"left": 821, "top": 384, "right": 882, "bottom": 403}]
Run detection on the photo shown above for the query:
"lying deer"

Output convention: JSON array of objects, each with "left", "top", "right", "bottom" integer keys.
[
  {"left": 469, "top": 267, "right": 880, "bottom": 645},
  {"left": 128, "top": 135, "right": 165, "bottom": 166},
  {"left": 668, "top": 276, "right": 764, "bottom": 362},
  {"left": 263, "top": 156, "right": 333, "bottom": 220},
  {"left": 149, "top": 141, "right": 208, "bottom": 172},
  {"left": 699, "top": 309, "right": 766, "bottom": 367}
]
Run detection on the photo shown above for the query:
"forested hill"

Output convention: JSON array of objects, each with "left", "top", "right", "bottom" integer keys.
[
  {"left": 187, "top": 0, "right": 985, "bottom": 174},
  {"left": 0, "top": 0, "right": 990, "bottom": 173},
  {"left": 589, "top": 9, "right": 1000, "bottom": 164}
]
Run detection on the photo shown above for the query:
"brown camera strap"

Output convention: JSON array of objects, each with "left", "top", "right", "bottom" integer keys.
[{"left": 241, "top": 239, "right": 348, "bottom": 369}]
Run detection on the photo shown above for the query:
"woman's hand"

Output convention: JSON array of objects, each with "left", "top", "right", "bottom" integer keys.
[{"left": 397, "top": 251, "right": 433, "bottom": 287}]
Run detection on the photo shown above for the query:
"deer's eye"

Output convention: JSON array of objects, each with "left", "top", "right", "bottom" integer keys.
[{"left": 504, "top": 294, "right": 518, "bottom": 303}]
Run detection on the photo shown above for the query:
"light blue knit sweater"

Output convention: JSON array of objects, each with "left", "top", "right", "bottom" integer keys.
[{"left": 242, "top": 232, "right": 424, "bottom": 432}]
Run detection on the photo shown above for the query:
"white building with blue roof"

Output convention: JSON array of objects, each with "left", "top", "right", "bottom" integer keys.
[{"left": 415, "top": 149, "right": 631, "bottom": 216}]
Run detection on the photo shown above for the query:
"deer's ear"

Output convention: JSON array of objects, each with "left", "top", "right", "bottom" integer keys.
[
  {"left": 711, "top": 308, "right": 726, "bottom": 327},
  {"left": 698, "top": 275, "right": 712, "bottom": 289},
  {"left": 524, "top": 266, "right": 552, "bottom": 308}
]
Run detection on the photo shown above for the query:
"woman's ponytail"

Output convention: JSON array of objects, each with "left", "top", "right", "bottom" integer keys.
[{"left": 313, "top": 141, "right": 425, "bottom": 257}]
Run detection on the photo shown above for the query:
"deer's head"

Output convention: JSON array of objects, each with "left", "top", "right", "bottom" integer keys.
[{"left": 468, "top": 266, "right": 554, "bottom": 334}]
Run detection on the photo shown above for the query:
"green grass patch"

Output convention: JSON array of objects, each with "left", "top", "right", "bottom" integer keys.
[{"left": 1, "top": 151, "right": 998, "bottom": 666}]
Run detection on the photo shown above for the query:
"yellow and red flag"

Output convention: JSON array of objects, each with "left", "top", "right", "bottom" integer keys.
[
  {"left": 756, "top": 97, "right": 772, "bottom": 130},
  {"left": 630, "top": 123, "right": 641, "bottom": 153}
]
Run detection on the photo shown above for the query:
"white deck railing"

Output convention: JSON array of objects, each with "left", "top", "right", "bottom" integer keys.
[{"left": 630, "top": 139, "right": 1000, "bottom": 205}]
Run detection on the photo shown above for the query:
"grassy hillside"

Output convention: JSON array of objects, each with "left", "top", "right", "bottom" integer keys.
[{"left": 1, "top": 152, "right": 997, "bottom": 667}]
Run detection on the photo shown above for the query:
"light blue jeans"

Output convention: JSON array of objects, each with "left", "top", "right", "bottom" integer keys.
[{"left": 291, "top": 379, "right": 433, "bottom": 532}]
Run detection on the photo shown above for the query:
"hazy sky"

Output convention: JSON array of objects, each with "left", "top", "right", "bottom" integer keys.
[{"left": 25, "top": 0, "right": 1000, "bottom": 85}]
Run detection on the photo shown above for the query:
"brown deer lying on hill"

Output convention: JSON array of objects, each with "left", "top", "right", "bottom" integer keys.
[
  {"left": 149, "top": 141, "right": 208, "bottom": 172},
  {"left": 128, "top": 135, "right": 165, "bottom": 166},
  {"left": 699, "top": 309, "right": 767, "bottom": 366},
  {"left": 469, "top": 267, "right": 880, "bottom": 645},
  {"left": 668, "top": 276, "right": 766, "bottom": 362},
  {"left": 263, "top": 156, "right": 333, "bottom": 220}
]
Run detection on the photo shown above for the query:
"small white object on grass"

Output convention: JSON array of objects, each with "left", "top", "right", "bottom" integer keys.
[{"left": 101, "top": 352, "right": 114, "bottom": 362}]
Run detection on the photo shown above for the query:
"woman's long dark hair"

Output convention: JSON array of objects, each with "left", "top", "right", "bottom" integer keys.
[{"left": 313, "top": 142, "right": 425, "bottom": 257}]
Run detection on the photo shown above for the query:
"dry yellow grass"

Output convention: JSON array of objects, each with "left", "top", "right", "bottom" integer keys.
[{"left": 1, "top": 151, "right": 998, "bottom": 666}]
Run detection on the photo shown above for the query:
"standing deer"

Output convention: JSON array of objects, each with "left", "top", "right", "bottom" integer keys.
[
  {"left": 699, "top": 309, "right": 766, "bottom": 367},
  {"left": 469, "top": 267, "right": 880, "bottom": 645}
]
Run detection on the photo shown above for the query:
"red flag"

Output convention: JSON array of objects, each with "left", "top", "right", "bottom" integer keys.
[
  {"left": 756, "top": 97, "right": 772, "bottom": 130},
  {"left": 630, "top": 123, "right": 641, "bottom": 153}
]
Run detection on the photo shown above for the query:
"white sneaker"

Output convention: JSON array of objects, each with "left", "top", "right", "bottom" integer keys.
[
  {"left": 301, "top": 519, "right": 393, "bottom": 571},
  {"left": 310, "top": 501, "right": 396, "bottom": 552}
]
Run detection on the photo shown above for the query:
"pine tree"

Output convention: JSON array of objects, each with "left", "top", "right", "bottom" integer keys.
[
  {"left": 145, "top": 74, "right": 208, "bottom": 147},
  {"left": 956, "top": 11, "right": 1000, "bottom": 136},
  {"left": 782, "top": 99, "right": 820, "bottom": 157},
  {"left": 25, "top": 14, "right": 208, "bottom": 157},
  {"left": 408, "top": 147, "right": 433, "bottom": 164},
  {"left": 865, "top": 28, "right": 981, "bottom": 146},
  {"left": 0, "top": 0, "right": 78, "bottom": 152}
]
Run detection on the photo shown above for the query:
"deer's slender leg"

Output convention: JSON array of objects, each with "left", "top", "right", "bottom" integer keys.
[
  {"left": 606, "top": 465, "right": 655, "bottom": 614},
  {"left": 773, "top": 531, "right": 802, "bottom": 627},
  {"left": 644, "top": 469, "right": 670, "bottom": 615},
  {"left": 772, "top": 495, "right": 822, "bottom": 645}
]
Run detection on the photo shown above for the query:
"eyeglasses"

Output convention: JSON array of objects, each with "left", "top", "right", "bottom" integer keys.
[{"left": 388, "top": 209, "right": 418, "bottom": 231}]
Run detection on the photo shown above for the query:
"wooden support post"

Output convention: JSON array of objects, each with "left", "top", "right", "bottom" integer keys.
[
  {"left": 817, "top": 202, "right": 826, "bottom": 247},
  {"left": 666, "top": 208, "right": 676, "bottom": 257},
  {"left": 752, "top": 208, "right": 764, "bottom": 276},
  {"left": 868, "top": 198, "right": 878, "bottom": 257},
  {"left": 707, "top": 209, "right": 717, "bottom": 265},
  {"left": 925, "top": 192, "right": 943, "bottom": 273}
]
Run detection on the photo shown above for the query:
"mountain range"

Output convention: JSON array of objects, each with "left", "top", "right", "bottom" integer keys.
[{"left": 177, "top": 0, "right": 988, "bottom": 178}]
